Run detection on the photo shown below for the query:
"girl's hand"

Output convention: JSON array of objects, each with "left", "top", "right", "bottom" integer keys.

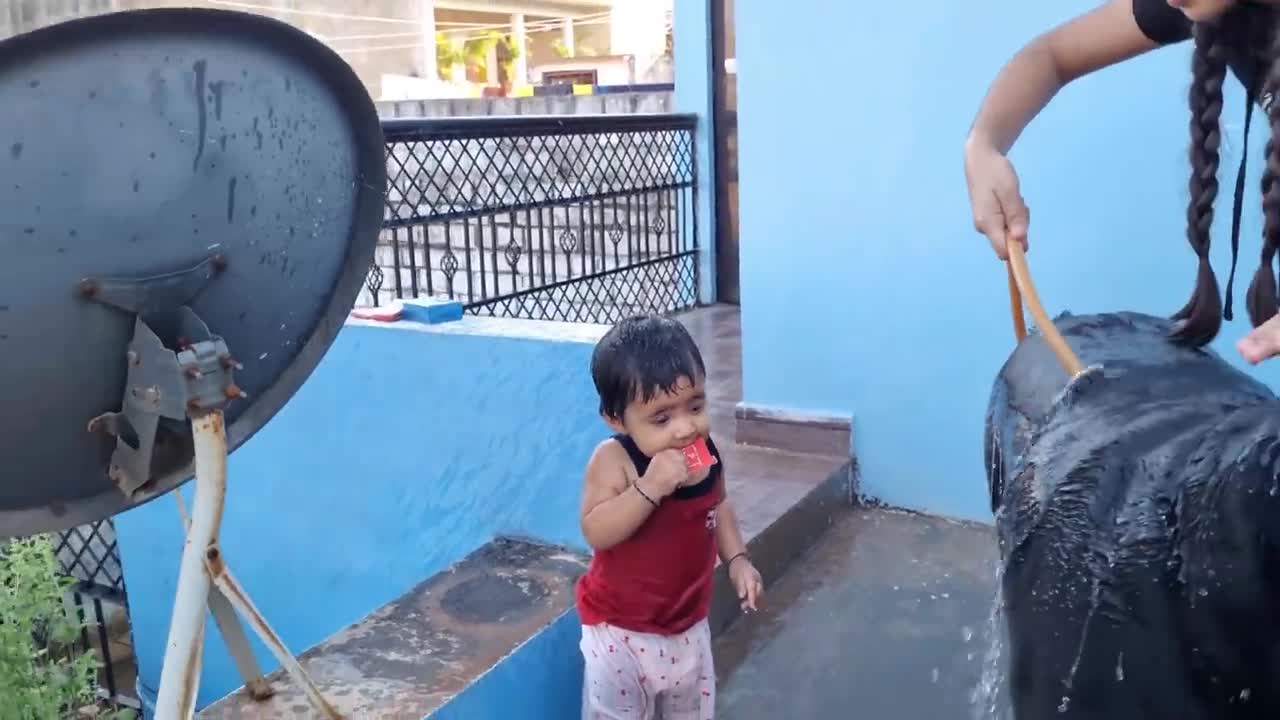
[
  {"left": 964, "top": 138, "right": 1031, "bottom": 261},
  {"left": 1238, "top": 314, "right": 1280, "bottom": 364},
  {"left": 728, "top": 555, "right": 763, "bottom": 612}
]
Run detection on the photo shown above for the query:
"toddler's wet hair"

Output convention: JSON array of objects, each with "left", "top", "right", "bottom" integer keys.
[{"left": 591, "top": 313, "right": 706, "bottom": 419}]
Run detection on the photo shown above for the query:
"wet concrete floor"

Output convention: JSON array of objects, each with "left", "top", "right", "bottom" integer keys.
[{"left": 716, "top": 507, "right": 1004, "bottom": 719}]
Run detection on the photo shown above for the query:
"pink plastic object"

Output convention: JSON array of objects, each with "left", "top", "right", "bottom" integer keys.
[
  {"left": 682, "top": 436, "right": 717, "bottom": 471},
  {"left": 350, "top": 301, "right": 404, "bottom": 322}
]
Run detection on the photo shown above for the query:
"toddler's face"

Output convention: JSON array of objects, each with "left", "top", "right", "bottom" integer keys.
[{"left": 606, "top": 374, "right": 711, "bottom": 457}]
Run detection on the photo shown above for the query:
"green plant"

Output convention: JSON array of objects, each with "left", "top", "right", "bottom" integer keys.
[
  {"left": 0, "top": 535, "right": 133, "bottom": 720},
  {"left": 436, "top": 32, "right": 462, "bottom": 79}
]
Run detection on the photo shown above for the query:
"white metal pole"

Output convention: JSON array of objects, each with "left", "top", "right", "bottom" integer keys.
[
  {"left": 154, "top": 410, "right": 228, "bottom": 718},
  {"left": 561, "top": 17, "right": 575, "bottom": 58},
  {"left": 418, "top": 0, "right": 438, "bottom": 81},
  {"left": 206, "top": 563, "right": 343, "bottom": 718},
  {"left": 511, "top": 13, "right": 528, "bottom": 87}
]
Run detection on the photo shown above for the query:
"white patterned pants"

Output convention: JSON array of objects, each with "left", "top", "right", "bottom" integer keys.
[{"left": 580, "top": 619, "right": 716, "bottom": 720}]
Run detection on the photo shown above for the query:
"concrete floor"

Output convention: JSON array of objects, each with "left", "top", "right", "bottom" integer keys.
[{"left": 716, "top": 507, "right": 1005, "bottom": 719}]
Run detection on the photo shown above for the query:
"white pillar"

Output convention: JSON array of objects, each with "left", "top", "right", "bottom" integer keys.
[
  {"left": 510, "top": 13, "right": 528, "bottom": 87},
  {"left": 486, "top": 43, "right": 499, "bottom": 86},
  {"left": 416, "top": 0, "right": 438, "bottom": 80},
  {"left": 561, "top": 17, "right": 575, "bottom": 58},
  {"left": 449, "top": 34, "right": 467, "bottom": 85}
]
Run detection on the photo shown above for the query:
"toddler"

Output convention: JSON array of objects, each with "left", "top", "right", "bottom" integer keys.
[{"left": 575, "top": 313, "right": 763, "bottom": 720}]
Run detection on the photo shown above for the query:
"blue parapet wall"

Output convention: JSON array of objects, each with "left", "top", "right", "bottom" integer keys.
[
  {"left": 434, "top": 608, "right": 586, "bottom": 720},
  {"left": 115, "top": 314, "right": 609, "bottom": 710},
  {"left": 733, "top": 0, "right": 1280, "bottom": 522}
]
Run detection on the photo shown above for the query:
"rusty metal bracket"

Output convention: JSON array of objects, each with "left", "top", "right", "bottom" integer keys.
[
  {"left": 78, "top": 254, "right": 225, "bottom": 315},
  {"left": 87, "top": 306, "right": 243, "bottom": 498},
  {"left": 159, "top": 422, "right": 342, "bottom": 719},
  {"left": 207, "top": 580, "right": 277, "bottom": 702},
  {"left": 176, "top": 491, "right": 275, "bottom": 702}
]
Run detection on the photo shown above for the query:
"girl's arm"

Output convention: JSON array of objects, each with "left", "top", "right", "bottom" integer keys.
[
  {"left": 965, "top": 0, "right": 1170, "bottom": 259},
  {"left": 967, "top": 0, "right": 1162, "bottom": 154}
]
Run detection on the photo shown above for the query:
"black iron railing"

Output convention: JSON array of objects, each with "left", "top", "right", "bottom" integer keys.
[
  {"left": 363, "top": 114, "right": 700, "bottom": 323},
  {"left": 54, "top": 519, "right": 139, "bottom": 710}
]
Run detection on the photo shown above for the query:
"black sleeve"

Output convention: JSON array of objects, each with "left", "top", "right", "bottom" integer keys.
[{"left": 1132, "top": 0, "right": 1192, "bottom": 45}]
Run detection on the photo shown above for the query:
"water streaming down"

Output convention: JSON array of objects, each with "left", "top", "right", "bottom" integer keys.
[
  {"left": 970, "top": 577, "right": 1012, "bottom": 719},
  {"left": 983, "top": 311, "right": 1280, "bottom": 718}
]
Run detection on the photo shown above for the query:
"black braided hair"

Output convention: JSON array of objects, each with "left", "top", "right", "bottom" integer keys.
[
  {"left": 1171, "top": 21, "right": 1227, "bottom": 347},
  {"left": 1246, "top": 34, "right": 1280, "bottom": 328}
]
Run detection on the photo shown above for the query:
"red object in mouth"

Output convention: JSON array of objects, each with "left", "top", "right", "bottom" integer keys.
[{"left": 681, "top": 436, "right": 717, "bottom": 470}]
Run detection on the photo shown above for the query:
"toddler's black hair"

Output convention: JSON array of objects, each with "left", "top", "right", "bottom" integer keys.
[{"left": 591, "top": 313, "right": 707, "bottom": 420}]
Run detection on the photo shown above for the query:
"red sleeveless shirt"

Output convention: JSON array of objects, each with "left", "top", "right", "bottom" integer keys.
[{"left": 576, "top": 434, "right": 725, "bottom": 635}]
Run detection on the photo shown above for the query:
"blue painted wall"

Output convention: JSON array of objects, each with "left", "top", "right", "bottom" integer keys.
[
  {"left": 115, "top": 317, "right": 606, "bottom": 709},
  {"left": 734, "top": 1, "right": 1280, "bottom": 521},
  {"left": 434, "top": 608, "right": 584, "bottom": 720}
]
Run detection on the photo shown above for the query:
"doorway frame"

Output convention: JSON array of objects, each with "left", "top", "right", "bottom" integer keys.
[{"left": 709, "top": 0, "right": 739, "bottom": 304}]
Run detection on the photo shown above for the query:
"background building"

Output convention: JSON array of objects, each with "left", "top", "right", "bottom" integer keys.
[{"left": 0, "top": 0, "right": 673, "bottom": 100}]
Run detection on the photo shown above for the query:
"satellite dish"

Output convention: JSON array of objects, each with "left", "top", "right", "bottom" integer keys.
[
  {"left": 0, "top": 7, "right": 385, "bottom": 539},
  {"left": 0, "top": 9, "right": 387, "bottom": 716}
]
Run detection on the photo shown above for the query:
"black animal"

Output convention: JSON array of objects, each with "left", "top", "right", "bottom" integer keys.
[{"left": 985, "top": 311, "right": 1280, "bottom": 719}]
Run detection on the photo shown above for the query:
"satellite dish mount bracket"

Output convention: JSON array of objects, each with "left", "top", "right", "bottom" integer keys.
[{"left": 78, "top": 258, "right": 340, "bottom": 718}]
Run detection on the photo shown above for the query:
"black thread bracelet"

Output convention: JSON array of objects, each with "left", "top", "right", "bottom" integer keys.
[
  {"left": 634, "top": 482, "right": 659, "bottom": 507},
  {"left": 726, "top": 551, "right": 749, "bottom": 568}
]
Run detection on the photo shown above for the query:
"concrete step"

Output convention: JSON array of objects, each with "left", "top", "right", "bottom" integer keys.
[
  {"left": 200, "top": 537, "right": 591, "bottom": 718},
  {"left": 714, "top": 507, "right": 1001, "bottom": 719},
  {"left": 197, "top": 453, "right": 854, "bottom": 719}
]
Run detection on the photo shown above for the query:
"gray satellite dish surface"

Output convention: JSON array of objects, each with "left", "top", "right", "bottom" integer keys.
[{"left": 0, "top": 8, "right": 387, "bottom": 537}]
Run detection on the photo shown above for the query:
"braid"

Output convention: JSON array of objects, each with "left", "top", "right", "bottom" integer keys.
[
  {"left": 1171, "top": 23, "right": 1227, "bottom": 347},
  {"left": 1247, "top": 49, "right": 1280, "bottom": 327}
]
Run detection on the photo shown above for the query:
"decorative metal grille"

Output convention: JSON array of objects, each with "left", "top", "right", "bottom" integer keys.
[
  {"left": 54, "top": 519, "right": 125, "bottom": 599},
  {"left": 54, "top": 519, "right": 137, "bottom": 709},
  {"left": 361, "top": 114, "right": 700, "bottom": 322}
]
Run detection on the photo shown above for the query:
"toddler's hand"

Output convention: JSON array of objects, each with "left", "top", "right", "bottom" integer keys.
[
  {"left": 729, "top": 556, "right": 763, "bottom": 612},
  {"left": 642, "top": 449, "right": 691, "bottom": 498}
]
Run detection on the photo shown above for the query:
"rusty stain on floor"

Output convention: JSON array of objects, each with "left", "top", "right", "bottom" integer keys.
[{"left": 199, "top": 538, "right": 589, "bottom": 718}]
